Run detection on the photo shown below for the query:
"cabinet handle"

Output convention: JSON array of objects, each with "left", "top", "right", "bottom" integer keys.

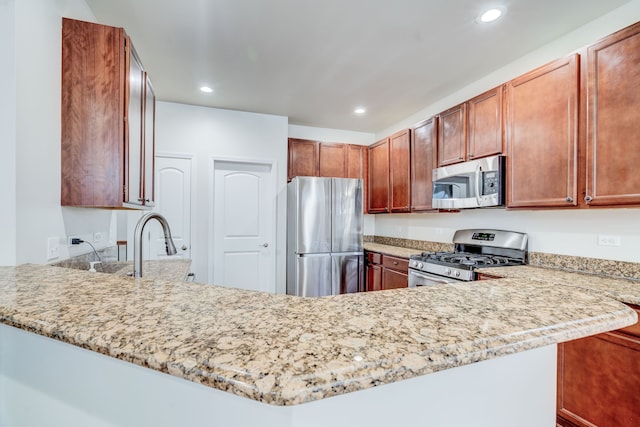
[
  {"left": 565, "top": 197, "right": 573, "bottom": 203},
  {"left": 458, "top": 156, "right": 463, "bottom": 160},
  {"left": 585, "top": 195, "right": 593, "bottom": 203},
  {"left": 468, "top": 153, "right": 473, "bottom": 158},
  {"left": 393, "top": 261, "right": 398, "bottom": 266}
]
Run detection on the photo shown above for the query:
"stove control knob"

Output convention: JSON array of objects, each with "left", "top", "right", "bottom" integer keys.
[
  {"left": 445, "top": 268, "right": 452, "bottom": 275},
  {"left": 455, "top": 271, "right": 460, "bottom": 277},
  {"left": 418, "top": 263, "right": 423, "bottom": 269}
]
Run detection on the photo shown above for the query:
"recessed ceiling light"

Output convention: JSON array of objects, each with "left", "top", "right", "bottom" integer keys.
[
  {"left": 200, "top": 86, "right": 213, "bottom": 93},
  {"left": 354, "top": 107, "right": 366, "bottom": 115},
  {"left": 478, "top": 7, "right": 505, "bottom": 23}
]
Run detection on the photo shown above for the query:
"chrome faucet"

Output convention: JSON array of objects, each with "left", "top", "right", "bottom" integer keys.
[{"left": 133, "top": 212, "right": 177, "bottom": 278}]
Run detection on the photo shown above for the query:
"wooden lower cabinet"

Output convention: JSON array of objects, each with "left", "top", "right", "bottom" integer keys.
[
  {"left": 382, "top": 268, "right": 408, "bottom": 290},
  {"left": 365, "top": 251, "right": 408, "bottom": 291},
  {"left": 557, "top": 304, "right": 640, "bottom": 427}
]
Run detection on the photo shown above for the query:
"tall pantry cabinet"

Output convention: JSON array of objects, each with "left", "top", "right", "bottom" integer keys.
[{"left": 61, "top": 18, "right": 155, "bottom": 209}]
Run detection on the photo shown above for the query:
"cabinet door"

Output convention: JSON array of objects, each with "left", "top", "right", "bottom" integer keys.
[
  {"left": 368, "top": 138, "right": 390, "bottom": 213},
  {"left": 389, "top": 129, "right": 411, "bottom": 212},
  {"left": 125, "top": 40, "right": 146, "bottom": 207},
  {"left": 437, "top": 103, "right": 467, "bottom": 166},
  {"left": 506, "top": 54, "right": 579, "bottom": 208},
  {"left": 585, "top": 22, "right": 640, "bottom": 206},
  {"left": 366, "top": 264, "right": 382, "bottom": 292},
  {"left": 61, "top": 18, "right": 125, "bottom": 207},
  {"left": 346, "top": 145, "right": 367, "bottom": 179},
  {"left": 288, "top": 139, "right": 319, "bottom": 180},
  {"left": 319, "top": 143, "right": 347, "bottom": 178},
  {"left": 468, "top": 86, "right": 503, "bottom": 160},
  {"left": 557, "top": 331, "right": 640, "bottom": 427},
  {"left": 382, "top": 268, "right": 408, "bottom": 290},
  {"left": 347, "top": 145, "right": 368, "bottom": 213},
  {"left": 411, "top": 117, "right": 437, "bottom": 212},
  {"left": 142, "top": 74, "right": 155, "bottom": 207}
]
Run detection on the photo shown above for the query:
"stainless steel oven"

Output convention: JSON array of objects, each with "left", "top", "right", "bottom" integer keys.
[
  {"left": 408, "top": 269, "right": 463, "bottom": 287},
  {"left": 408, "top": 229, "right": 528, "bottom": 288}
]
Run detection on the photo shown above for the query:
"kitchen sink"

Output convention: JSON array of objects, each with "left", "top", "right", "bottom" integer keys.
[{"left": 52, "top": 261, "right": 133, "bottom": 276}]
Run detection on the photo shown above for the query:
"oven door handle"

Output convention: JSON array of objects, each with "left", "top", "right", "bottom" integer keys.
[
  {"left": 410, "top": 270, "right": 454, "bottom": 285},
  {"left": 475, "top": 163, "right": 482, "bottom": 205}
]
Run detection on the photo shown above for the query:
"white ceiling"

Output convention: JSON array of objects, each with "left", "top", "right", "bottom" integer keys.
[{"left": 84, "top": 0, "right": 630, "bottom": 133}]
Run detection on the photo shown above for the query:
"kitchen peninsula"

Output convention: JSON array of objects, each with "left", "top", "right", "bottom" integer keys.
[{"left": 0, "top": 264, "right": 636, "bottom": 427}]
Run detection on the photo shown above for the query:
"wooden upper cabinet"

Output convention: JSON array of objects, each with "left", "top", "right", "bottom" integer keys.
[
  {"left": 346, "top": 145, "right": 367, "bottom": 179},
  {"left": 467, "top": 86, "right": 504, "bottom": 160},
  {"left": 346, "top": 145, "right": 369, "bottom": 214},
  {"left": 585, "top": 22, "right": 640, "bottom": 207},
  {"left": 505, "top": 54, "right": 579, "bottom": 208},
  {"left": 389, "top": 129, "right": 411, "bottom": 212},
  {"left": 319, "top": 143, "right": 347, "bottom": 178},
  {"left": 411, "top": 117, "right": 437, "bottom": 212},
  {"left": 61, "top": 18, "right": 154, "bottom": 208},
  {"left": 288, "top": 138, "right": 319, "bottom": 180},
  {"left": 368, "top": 138, "right": 390, "bottom": 213},
  {"left": 437, "top": 103, "right": 467, "bottom": 166}
]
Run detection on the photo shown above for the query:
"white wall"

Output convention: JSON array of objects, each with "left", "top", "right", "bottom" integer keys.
[
  {"left": 3, "top": 0, "right": 117, "bottom": 266},
  {"left": 154, "top": 101, "right": 289, "bottom": 290},
  {"left": 372, "top": 0, "right": 640, "bottom": 263},
  {"left": 0, "top": 0, "right": 116, "bottom": 266},
  {"left": 0, "top": 0, "right": 17, "bottom": 266}
]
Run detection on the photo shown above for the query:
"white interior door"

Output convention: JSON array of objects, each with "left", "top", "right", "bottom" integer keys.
[
  {"left": 148, "top": 155, "right": 193, "bottom": 262},
  {"left": 212, "top": 160, "right": 275, "bottom": 292}
]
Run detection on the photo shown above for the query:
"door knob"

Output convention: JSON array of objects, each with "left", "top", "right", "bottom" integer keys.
[
  {"left": 181, "top": 245, "right": 188, "bottom": 251},
  {"left": 260, "top": 243, "right": 269, "bottom": 247}
]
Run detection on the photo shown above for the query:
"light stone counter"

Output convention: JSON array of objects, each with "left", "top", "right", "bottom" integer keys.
[
  {"left": 476, "top": 265, "right": 640, "bottom": 305},
  {"left": 0, "top": 264, "right": 635, "bottom": 408},
  {"left": 363, "top": 242, "right": 423, "bottom": 259}
]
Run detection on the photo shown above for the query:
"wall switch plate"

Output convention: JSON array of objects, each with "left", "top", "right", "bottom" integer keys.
[
  {"left": 93, "top": 232, "right": 103, "bottom": 243},
  {"left": 598, "top": 235, "right": 621, "bottom": 246},
  {"left": 47, "top": 237, "right": 59, "bottom": 260}
]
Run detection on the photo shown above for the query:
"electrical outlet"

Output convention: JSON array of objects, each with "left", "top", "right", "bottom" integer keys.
[
  {"left": 598, "top": 235, "right": 621, "bottom": 246},
  {"left": 93, "top": 232, "right": 103, "bottom": 243},
  {"left": 47, "top": 237, "right": 59, "bottom": 260}
]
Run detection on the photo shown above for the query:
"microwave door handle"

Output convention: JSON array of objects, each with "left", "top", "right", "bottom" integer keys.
[{"left": 475, "top": 163, "right": 482, "bottom": 205}]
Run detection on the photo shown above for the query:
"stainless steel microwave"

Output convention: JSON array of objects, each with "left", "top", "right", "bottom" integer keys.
[{"left": 432, "top": 155, "right": 505, "bottom": 209}]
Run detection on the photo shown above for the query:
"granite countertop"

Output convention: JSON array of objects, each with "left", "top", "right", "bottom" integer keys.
[
  {"left": 476, "top": 265, "right": 640, "bottom": 306},
  {"left": 363, "top": 242, "right": 422, "bottom": 259},
  {"left": 0, "top": 264, "right": 635, "bottom": 406}
]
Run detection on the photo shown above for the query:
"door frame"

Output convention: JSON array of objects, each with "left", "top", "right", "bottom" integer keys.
[
  {"left": 209, "top": 156, "right": 278, "bottom": 288},
  {"left": 155, "top": 151, "right": 196, "bottom": 270}
]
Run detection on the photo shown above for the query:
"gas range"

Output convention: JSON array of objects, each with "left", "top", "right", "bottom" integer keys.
[{"left": 408, "top": 229, "right": 528, "bottom": 285}]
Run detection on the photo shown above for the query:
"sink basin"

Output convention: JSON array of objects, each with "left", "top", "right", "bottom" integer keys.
[{"left": 52, "top": 261, "right": 133, "bottom": 276}]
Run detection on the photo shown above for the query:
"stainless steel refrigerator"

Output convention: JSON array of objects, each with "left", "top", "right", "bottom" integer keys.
[{"left": 287, "top": 177, "right": 364, "bottom": 297}]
